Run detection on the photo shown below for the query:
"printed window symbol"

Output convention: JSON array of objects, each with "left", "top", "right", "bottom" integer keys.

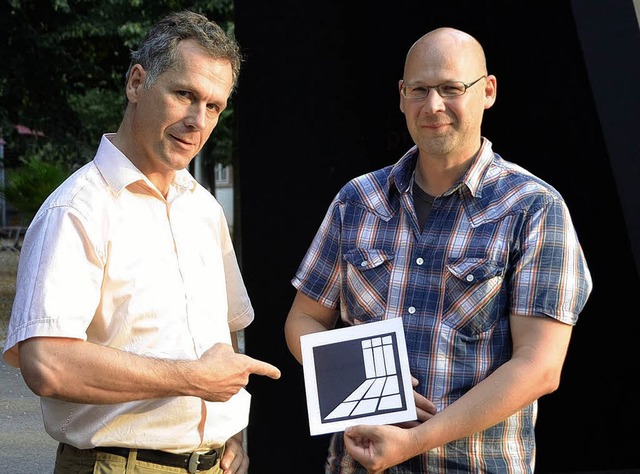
[{"left": 316, "top": 333, "right": 407, "bottom": 423}]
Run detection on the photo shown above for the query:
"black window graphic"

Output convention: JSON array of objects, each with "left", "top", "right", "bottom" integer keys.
[{"left": 313, "top": 332, "right": 408, "bottom": 424}]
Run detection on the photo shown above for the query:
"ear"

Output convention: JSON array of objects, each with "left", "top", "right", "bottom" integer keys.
[
  {"left": 126, "top": 64, "right": 146, "bottom": 103},
  {"left": 484, "top": 74, "right": 497, "bottom": 110},
  {"left": 399, "top": 79, "right": 406, "bottom": 114}
]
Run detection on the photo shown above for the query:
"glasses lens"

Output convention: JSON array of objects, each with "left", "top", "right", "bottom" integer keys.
[
  {"left": 437, "top": 82, "right": 466, "bottom": 97},
  {"left": 403, "top": 85, "right": 429, "bottom": 99}
]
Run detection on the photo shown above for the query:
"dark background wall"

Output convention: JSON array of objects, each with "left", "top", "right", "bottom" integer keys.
[{"left": 233, "top": 1, "right": 640, "bottom": 472}]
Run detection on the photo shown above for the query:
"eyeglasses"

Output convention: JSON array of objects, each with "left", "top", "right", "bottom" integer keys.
[{"left": 400, "top": 75, "right": 486, "bottom": 100}]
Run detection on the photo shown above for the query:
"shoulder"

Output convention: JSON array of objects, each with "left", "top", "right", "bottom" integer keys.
[
  {"left": 331, "top": 165, "right": 396, "bottom": 220},
  {"left": 337, "top": 162, "right": 397, "bottom": 203},
  {"left": 483, "top": 154, "right": 566, "bottom": 211},
  {"left": 36, "top": 162, "right": 105, "bottom": 218}
]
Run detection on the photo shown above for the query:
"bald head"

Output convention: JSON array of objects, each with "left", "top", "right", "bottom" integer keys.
[
  {"left": 399, "top": 27, "right": 496, "bottom": 162},
  {"left": 404, "top": 27, "right": 487, "bottom": 80}
]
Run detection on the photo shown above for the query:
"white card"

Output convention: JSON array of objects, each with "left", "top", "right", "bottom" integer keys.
[{"left": 300, "top": 317, "right": 417, "bottom": 436}]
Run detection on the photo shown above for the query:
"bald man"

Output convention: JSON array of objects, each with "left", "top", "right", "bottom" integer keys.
[{"left": 285, "top": 27, "right": 592, "bottom": 473}]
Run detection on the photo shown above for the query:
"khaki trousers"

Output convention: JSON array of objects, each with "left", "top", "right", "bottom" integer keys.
[{"left": 54, "top": 443, "right": 224, "bottom": 474}]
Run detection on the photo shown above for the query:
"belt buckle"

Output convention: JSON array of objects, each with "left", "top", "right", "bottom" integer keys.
[{"left": 188, "top": 452, "right": 201, "bottom": 473}]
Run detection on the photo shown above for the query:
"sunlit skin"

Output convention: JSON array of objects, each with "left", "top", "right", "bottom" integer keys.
[{"left": 112, "top": 39, "right": 232, "bottom": 197}]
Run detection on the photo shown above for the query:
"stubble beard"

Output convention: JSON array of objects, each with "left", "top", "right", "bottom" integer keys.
[{"left": 418, "top": 134, "right": 457, "bottom": 157}]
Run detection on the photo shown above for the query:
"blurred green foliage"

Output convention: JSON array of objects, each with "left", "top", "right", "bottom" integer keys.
[
  {"left": 0, "top": 0, "right": 236, "bottom": 223},
  {"left": 0, "top": 146, "right": 69, "bottom": 225}
]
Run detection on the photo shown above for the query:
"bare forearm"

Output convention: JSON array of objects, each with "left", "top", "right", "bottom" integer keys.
[
  {"left": 413, "top": 356, "right": 557, "bottom": 453},
  {"left": 18, "top": 336, "right": 280, "bottom": 404},
  {"left": 19, "top": 337, "right": 200, "bottom": 404}
]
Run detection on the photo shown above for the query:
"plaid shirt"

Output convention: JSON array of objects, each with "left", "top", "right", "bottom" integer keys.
[{"left": 292, "top": 138, "right": 592, "bottom": 473}]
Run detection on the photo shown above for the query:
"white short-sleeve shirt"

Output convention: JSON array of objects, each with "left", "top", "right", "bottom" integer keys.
[{"left": 3, "top": 134, "right": 254, "bottom": 452}]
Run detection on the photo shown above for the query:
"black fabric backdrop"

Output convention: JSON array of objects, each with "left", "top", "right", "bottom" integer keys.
[{"left": 233, "top": 1, "right": 640, "bottom": 472}]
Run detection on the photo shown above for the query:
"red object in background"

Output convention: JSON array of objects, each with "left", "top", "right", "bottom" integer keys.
[{"left": 15, "top": 124, "right": 45, "bottom": 137}]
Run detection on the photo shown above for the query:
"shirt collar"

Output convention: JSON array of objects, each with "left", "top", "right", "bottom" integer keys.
[
  {"left": 389, "top": 137, "right": 494, "bottom": 198},
  {"left": 389, "top": 146, "right": 420, "bottom": 194},
  {"left": 460, "top": 138, "right": 493, "bottom": 198},
  {"left": 94, "top": 134, "right": 197, "bottom": 196}
]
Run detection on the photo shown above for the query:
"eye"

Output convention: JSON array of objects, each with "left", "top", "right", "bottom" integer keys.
[
  {"left": 407, "top": 86, "right": 429, "bottom": 98},
  {"left": 177, "top": 90, "right": 191, "bottom": 99},
  {"left": 439, "top": 83, "right": 465, "bottom": 96}
]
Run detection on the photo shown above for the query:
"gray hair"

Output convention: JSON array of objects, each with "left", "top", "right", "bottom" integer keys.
[{"left": 126, "top": 10, "right": 242, "bottom": 91}]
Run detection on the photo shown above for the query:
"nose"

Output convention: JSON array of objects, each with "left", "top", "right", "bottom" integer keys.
[
  {"left": 420, "top": 88, "right": 446, "bottom": 114},
  {"left": 185, "top": 103, "right": 208, "bottom": 130}
]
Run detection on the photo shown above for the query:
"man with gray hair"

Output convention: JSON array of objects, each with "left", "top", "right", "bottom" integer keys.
[{"left": 3, "top": 10, "right": 280, "bottom": 474}]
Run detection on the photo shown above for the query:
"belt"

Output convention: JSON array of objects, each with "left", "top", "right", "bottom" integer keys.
[{"left": 94, "top": 445, "right": 223, "bottom": 473}]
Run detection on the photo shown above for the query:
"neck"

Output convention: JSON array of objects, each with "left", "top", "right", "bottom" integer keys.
[{"left": 415, "top": 147, "right": 481, "bottom": 196}]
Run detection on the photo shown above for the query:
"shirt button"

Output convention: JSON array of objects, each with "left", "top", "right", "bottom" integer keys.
[
  {"left": 361, "top": 261, "right": 368, "bottom": 267},
  {"left": 416, "top": 257, "right": 424, "bottom": 265},
  {"left": 466, "top": 274, "right": 474, "bottom": 282},
  {"left": 408, "top": 306, "right": 416, "bottom": 314}
]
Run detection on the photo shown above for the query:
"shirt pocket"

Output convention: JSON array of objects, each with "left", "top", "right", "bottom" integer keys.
[
  {"left": 442, "top": 257, "right": 505, "bottom": 336},
  {"left": 343, "top": 248, "right": 394, "bottom": 323}
]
